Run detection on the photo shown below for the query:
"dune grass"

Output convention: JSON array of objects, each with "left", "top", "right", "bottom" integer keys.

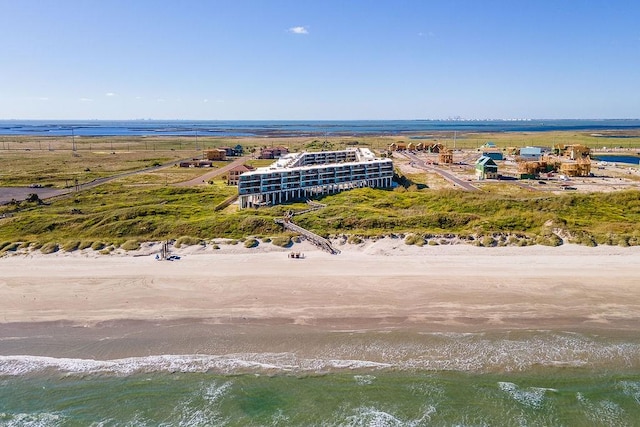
[{"left": 1, "top": 134, "right": 639, "bottom": 249}]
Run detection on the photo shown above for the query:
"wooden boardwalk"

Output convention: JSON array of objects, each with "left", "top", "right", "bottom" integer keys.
[{"left": 275, "top": 201, "right": 340, "bottom": 254}]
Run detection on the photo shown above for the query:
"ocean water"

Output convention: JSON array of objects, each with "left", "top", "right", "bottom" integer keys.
[
  {"left": 2, "top": 330, "right": 640, "bottom": 426},
  {"left": 1, "top": 119, "right": 640, "bottom": 137}
]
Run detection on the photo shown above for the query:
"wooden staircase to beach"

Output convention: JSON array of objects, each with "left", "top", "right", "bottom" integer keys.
[{"left": 274, "top": 200, "right": 340, "bottom": 255}]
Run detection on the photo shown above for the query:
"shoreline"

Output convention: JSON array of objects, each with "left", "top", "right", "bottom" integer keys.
[
  {"left": 2, "top": 242, "right": 640, "bottom": 374},
  {"left": 2, "top": 242, "right": 639, "bottom": 330}
]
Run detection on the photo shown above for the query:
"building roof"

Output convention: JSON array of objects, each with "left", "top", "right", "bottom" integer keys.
[
  {"left": 242, "top": 148, "right": 389, "bottom": 176},
  {"left": 520, "top": 146, "right": 543, "bottom": 155},
  {"left": 476, "top": 156, "right": 497, "bottom": 166},
  {"left": 229, "top": 164, "right": 254, "bottom": 173}
]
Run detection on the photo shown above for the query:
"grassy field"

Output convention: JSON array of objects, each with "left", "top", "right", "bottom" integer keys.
[{"left": 1, "top": 133, "right": 640, "bottom": 251}]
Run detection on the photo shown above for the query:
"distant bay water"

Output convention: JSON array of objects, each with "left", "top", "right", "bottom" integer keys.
[{"left": 1, "top": 119, "right": 640, "bottom": 137}]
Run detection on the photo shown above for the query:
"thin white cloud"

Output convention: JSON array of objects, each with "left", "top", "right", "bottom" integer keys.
[
  {"left": 37, "top": 97, "right": 49, "bottom": 101},
  {"left": 80, "top": 98, "right": 93, "bottom": 102},
  {"left": 288, "top": 26, "right": 308, "bottom": 35},
  {"left": 105, "top": 92, "right": 116, "bottom": 97},
  {"left": 203, "top": 99, "right": 209, "bottom": 103}
]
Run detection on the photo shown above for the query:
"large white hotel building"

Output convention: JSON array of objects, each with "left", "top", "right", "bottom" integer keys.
[{"left": 237, "top": 148, "right": 394, "bottom": 208}]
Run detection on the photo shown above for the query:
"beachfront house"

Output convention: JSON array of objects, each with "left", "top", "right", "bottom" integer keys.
[
  {"left": 519, "top": 146, "right": 551, "bottom": 161},
  {"left": 481, "top": 149, "right": 503, "bottom": 161},
  {"left": 227, "top": 164, "right": 255, "bottom": 185},
  {"left": 476, "top": 156, "right": 499, "bottom": 180},
  {"left": 259, "top": 146, "right": 289, "bottom": 159},
  {"left": 205, "top": 149, "right": 226, "bottom": 161}
]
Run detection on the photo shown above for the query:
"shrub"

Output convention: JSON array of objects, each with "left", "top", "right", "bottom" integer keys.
[
  {"left": 271, "top": 236, "right": 292, "bottom": 247},
  {"left": 91, "top": 241, "right": 105, "bottom": 251},
  {"left": 404, "top": 234, "right": 424, "bottom": 246},
  {"left": 40, "top": 242, "right": 59, "bottom": 254},
  {"left": 244, "top": 238, "right": 259, "bottom": 248},
  {"left": 62, "top": 241, "right": 81, "bottom": 252},
  {"left": 79, "top": 241, "right": 94, "bottom": 250},
  {"left": 175, "top": 236, "right": 202, "bottom": 248},
  {"left": 212, "top": 244, "right": 220, "bottom": 250},
  {"left": 121, "top": 240, "right": 140, "bottom": 251},
  {"left": 0, "top": 242, "right": 20, "bottom": 253},
  {"left": 480, "top": 236, "right": 497, "bottom": 247},
  {"left": 262, "top": 237, "right": 272, "bottom": 243},
  {"left": 347, "top": 235, "right": 363, "bottom": 245},
  {"left": 535, "top": 233, "right": 563, "bottom": 247}
]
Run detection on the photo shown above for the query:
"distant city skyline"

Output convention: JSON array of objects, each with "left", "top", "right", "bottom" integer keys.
[{"left": 2, "top": 1, "right": 639, "bottom": 120}]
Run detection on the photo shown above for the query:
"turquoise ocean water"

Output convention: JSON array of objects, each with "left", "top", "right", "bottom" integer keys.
[{"left": 2, "top": 330, "right": 640, "bottom": 426}]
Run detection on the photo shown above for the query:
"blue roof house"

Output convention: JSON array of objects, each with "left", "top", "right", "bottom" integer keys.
[{"left": 520, "top": 146, "right": 543, "bottom": 161}]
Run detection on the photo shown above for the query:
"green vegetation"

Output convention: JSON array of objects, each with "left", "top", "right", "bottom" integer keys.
[
  {"left": 271, "top": 236, "right": 292, "bottom": 247},
  {"left": 404, "top": 234, "right": 425, "bottom": 246},
  {"left": 175, "top": 236, "right": 203, "bottom": 248},
  {"left": 244, "top": 238, "right": 259, "bottom": 248},
  {"left": 120, "top": 240, "right": 140, "bottom": 251},
  {"left": 1, "top": 134, "right": 639, "bottom": 251},
  {"left": 40, "top": 242, "right": 59, "bottom": 254},
  {"left": 2, "top": 183, "right": 640, "bottom": 249}
]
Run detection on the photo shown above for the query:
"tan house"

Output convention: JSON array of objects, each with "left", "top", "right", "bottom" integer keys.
[
  {"left": 227, "top": 164, "right": 255, "bottom": 185},
  {"left": 259, "top": 146, "right": 289, "bottom": 159},
  {"left": 205, "top": 149, "right": 227, "bottom": 161}
]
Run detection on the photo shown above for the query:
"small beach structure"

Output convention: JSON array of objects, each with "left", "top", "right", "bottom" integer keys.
[
  {"left": 476, "top": 156, "right": 499, "bottom": 180},
  {"left": 179, "top": 159, "right": 213, "bottom": 168}
]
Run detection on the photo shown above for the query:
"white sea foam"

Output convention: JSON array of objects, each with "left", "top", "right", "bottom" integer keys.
[
  {"left": 163, "top": 381, "right": 231, "bottom": 427},
  {"left": 618, "top": 380, "right": 640, "bottom": 405},
  {"left": 353, "top": 374, "right": 376, "bottom": 385},
  {"left": 577, "top": 392, "right": 628, "bottom": 426},
  {"left": 1, "top": 331, "right": 639, "bottom": 376},
  {"left": 0, "top": 412, "right": 64, "bottom": 427},
  {"left": 498, "top": 382, "right": 555, "bottom": 409},
  {"left": 340, "top": 405, "right": 436, "bottom": 427}
]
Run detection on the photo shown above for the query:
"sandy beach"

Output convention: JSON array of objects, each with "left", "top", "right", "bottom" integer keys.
[{"left": 2, "top": 240, "right": 639, "bottom": 330}]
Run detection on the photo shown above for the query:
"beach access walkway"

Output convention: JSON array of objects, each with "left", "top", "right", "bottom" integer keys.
[{"left": 275, "top": 201, "right": 341, "bottom": 255}]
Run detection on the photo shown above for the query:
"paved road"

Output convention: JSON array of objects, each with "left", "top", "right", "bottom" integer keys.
[
  {"left": 404, "top": 152, "right": 481, "bottom": 191},
  {"left": 175, "top": 156, "right": 249, "bottom": 187},
  {"left": 0, "top": 157, "right": 188, "bottom": 204}
]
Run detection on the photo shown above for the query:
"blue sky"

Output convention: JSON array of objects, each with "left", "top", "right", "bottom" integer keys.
[{"left": 1, "top": 0, "right": 639, "bottom": 120}]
